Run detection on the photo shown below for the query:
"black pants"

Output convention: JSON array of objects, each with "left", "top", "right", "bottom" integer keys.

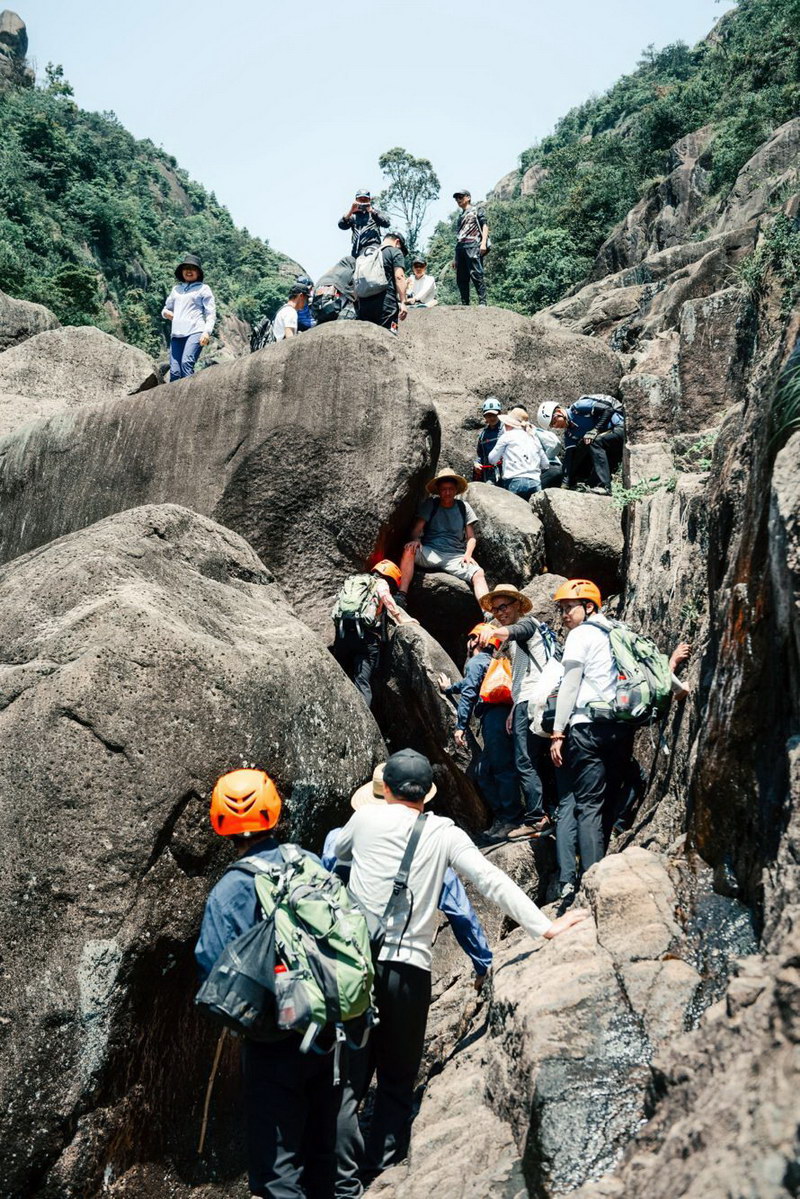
[
  {"left": 563, "top": 428, "right": 624, "bottom": 490},
  {"left": 332, "top": 625, "right": 381, "bottom": 707},
  {"left": 339, "top": 961, "right": 431, "bottom": 1186},
  {"left": 511, "top": 700, "right": 558, "bottom": 822},
  {"left": 564, "top": 723, "right": 634, "bottom": 871},
  {"left": 540, "top": 463, "right": 563, "bottom": 489},
  {"left": 455, "top": 241, "right": 486, "bottom": 305},
  {"left": 356, "top": 303, "right": 399, "bottom": 333},
  {"left": 242, "top": 1036, "right": 339, "bottom": 1199},
  {"left": 476, "top": 703, "right": 519, "bottom": 820}
]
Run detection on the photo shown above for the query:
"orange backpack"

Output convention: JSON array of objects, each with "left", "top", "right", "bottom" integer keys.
[{"left": 479, "top": 657, "right": 512, "bottom": 705}]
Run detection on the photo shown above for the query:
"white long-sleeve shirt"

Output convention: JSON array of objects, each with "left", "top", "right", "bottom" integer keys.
[
  {"left": 406, "top": 272, "right": 437, "bottom": 307},
  {"left": 489, "top": 427, "right": 549, "bottom": 482},
  {"left": 334, "top": 803, "right": 552, "bottom": 971},
  {"left": 162, "top": 281, "right": 217, "bottom": 338}
]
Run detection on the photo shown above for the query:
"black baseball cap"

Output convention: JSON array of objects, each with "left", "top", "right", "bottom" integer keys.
[
  {"left": 289, "top": 283, "right": 310, "bottom": 298},
  {"left": 382, "top": 749, "right": 436, "bottom": 803},
  {"left": 386, "top": 230, "right": 409, "bottom": 256},
  {"left": 452, "top": 188, "right": 471, "bottom": 199},
  {"left": 412, "top": 253, "right": 427, "bottom": 265}
]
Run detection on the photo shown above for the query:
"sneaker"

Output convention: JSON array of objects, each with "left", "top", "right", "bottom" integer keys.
[
  {"left": 589, "top": 485, "right": 611, "bottom": 496},
  {"left": 557, "top": 881, "right": 576, "bottom": 912}
]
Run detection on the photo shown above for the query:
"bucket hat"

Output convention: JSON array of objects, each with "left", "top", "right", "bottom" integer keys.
[
  {"left": 425, "top": 468, "right": 469, "bottom": 496},
  {"left": 175, "top": 253, "right": 204, "bottom": 282}
]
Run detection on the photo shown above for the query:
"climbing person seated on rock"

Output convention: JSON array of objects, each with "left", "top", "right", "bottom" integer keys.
[
  {"left": 398, "top": 469, "right": 488, "bottom": 608},
  {"left": 476, "top": 585, "right": 570, "bottom": 847},
  {"left": 406, "top": 252, "right": 438, "bottom": 308},
  {"left": 272, "top": 283, "right": 311, "bottom": 341},
  {"left": 355, "top": 230, "right": 409, "bottom": 335},
  {"left": 548, "top": 580, "right": 690, "bottom": 883},
  {"left": 537, "top": 396, "right": 624, "bottom": 496},
  {"left": 438, "top": 623, "right": 519, "bottom": 839},
  {"left": 161, "top": 254, "right": 216, "bottom": 381},
  {"left": 536, "top": 422, "right": 564, "bottom": 489},
  {"left": 489, "top": 407, "right": 550, "bottom": 500},
  {"left": 312, "top": 255, "right": 357, "bottom": 323},
  {"left": 294, "top": 274, "right": 316, "bottom": 331},
  {"left": 331, "top": 560, "right": 418, "bottom": 709},
  {"left": 473, "top": 396, "right": 503, "bottom": 485},
  {"left": 195, "top": 770, "right": 340, "bottom": 1199},
  {"left": 332, "top": 748, "right": 588, "bottom": 1185},
  {"left": 338, "top": 188, "right": 391, "bottom": 257}
]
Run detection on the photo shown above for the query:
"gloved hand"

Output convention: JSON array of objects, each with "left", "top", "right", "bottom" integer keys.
[{"left": 582, "top": 428, "right": 598, "bottom": 446}]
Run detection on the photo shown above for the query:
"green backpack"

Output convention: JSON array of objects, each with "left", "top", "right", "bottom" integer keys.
[
  {"left": 331, "top": 573, "right": 382, "bottom": 633},
  {"left": 585, "top": 618, "right": 673, "bottom": 727},
  {"left": 195, "top": 846, "right": 375, "bottom": 1054}
]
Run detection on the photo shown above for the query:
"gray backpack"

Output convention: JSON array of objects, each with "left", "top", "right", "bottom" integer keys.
[{"left": 354, "top": 245, "right": 388, "bottom": 299}]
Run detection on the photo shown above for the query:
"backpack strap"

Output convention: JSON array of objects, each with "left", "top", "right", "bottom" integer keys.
[
  {"left": 382, "top": 812, "right": 428, "bottom": 948},
  {"left": 423, "top": 496, "right": 468, "bottom": 539}
]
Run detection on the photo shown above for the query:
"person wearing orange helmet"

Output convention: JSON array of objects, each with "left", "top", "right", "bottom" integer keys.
[
  {"left": 196, "top": 769, "right": 340, "bottom": 1199},
  {"left": 437, "top": 623, "right": 518, "bottom": 838},
  {"left": 331, "top": 559, "right": 418, "bottom": 709}
]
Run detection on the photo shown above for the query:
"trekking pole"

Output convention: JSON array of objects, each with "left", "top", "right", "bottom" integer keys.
[{"left": 198, "top": 1028, "right": 227, "bottom": 1156}]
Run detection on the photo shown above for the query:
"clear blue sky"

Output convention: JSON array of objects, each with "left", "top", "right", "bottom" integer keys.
[{"left": 19, "top": 0, "right": 735, "bottom": 278}]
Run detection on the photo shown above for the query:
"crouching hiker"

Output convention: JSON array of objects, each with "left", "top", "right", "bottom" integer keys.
[
  {"left": 549, "top": 580, "right": 690, "bottom": 881},
  {"left": 162, "top": 254, "right": 216, "bottom": 380},
  {"left": 195, "top": 770, "right": 375, "bottom": 1199},
  {"left": 332, "top": 560, "right": 418, "bottom": 708},
  {"left": 489, "top": 407, "right": 550, "bottom": 500},
  {"left": 438, "top": 624, "right": 519, "bottom": 837},
  {"left": 537, "top": 396, "right": 624, "bottom": 496},
  {"left": 399, "top": 469, "right": 489, "bottom": 607},
  {"left": 333, "top": 748, "right": 587, "bottom": 1185}
]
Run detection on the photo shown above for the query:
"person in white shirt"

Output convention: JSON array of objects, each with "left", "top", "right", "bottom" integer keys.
[
  {"left": 537, "top": 425, "right": 565, "bottom": 488},
  {"left": 272, "top": 283, "right": 311, "bottom": 341},
  {"left": 161, "top": 254, "right": 216, "bottom": 381},
  {"left": 489, "top": 407, "right": 550, "bottom": 500},
  {"left": 405, "top": 253, "right": 438, "bottom": 308},
  {"left": 334, "top": 748, "right": 586, "bottom": 1182}
]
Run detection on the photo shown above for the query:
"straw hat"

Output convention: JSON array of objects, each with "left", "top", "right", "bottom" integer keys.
[
  {"left": 425, "top": 468, "right": 468, "bottom": 496},
  {"left": 350, "top": 762, "right": 437, "bottom": 810},
  {"left": 480, "top": 583, "right": 533, "bottom": 614},
  {"left": 499, "top": 406, "right": 531, "bottom": 430}
]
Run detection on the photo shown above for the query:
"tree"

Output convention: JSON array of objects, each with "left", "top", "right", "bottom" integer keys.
[{"left": 376, "top": 147, "right": 440, "bottom": 254}]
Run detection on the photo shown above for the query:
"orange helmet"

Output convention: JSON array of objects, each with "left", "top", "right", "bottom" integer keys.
[
  {"left": 468, "top": 622, "right": 502, "bottom": 648},
  {"left": 210, "top": 769, "right": 282, "bottom": 837},
  {"left": 552, "top": 579, "right": 602, "bottom": 608},
  {"left": 372, "top": 559, "right": 402, "bottom": 587}
]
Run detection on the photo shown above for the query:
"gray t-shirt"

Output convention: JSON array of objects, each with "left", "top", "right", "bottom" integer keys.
[{"left": 418, "top": 496, "right": 478, "bottom": 555}]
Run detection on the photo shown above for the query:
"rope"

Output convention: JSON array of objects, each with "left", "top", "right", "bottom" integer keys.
[{"left": 198, "top": 1028, "right": 227, "bottom": 1156}]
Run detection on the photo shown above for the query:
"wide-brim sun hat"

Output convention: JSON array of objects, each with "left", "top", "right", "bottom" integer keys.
[
  {"left": 425, "top": 468, "right": 469, "bottom": 496},
  {"left": 498, "top": 412, "right": 524, "bottom": 429},
  {"left": 480, "top": 583, "right": 533, "bottom": 614},
  {"left": 350, "top": 762, "right": 437, "bottom": 810}
]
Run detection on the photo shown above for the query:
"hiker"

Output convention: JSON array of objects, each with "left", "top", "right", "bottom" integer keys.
[
  {"left": 473, "top": 396, "right": 503, "bottom": 484},
  {"left": 406, "top": 253, "right": 438, "bottom": 308},
  {"left": 273, "top": 283, "right": 311, "bottom": 341},
  {"left": 438, "top": 625, "right": 519, "bottom": 834},
  {"left": 162, "top": 254, "right": 216, "bottom": 381},
  {"left": 195, "top": 769, "right": 343, "bottom": 1199},
  {"left": 355, "top": 230, "right": 409, "bottom": 334},
  {"left": 476, "top": 585, "right": 569, "bottom": 846},
  {"left": 338, "top": 189, "right": 391, "bottom": 258},
  {"left": 295, "top": 274, "right": 317, "bottom": 331},
  {"left": 333, "top": 748, "right": 587, "bottom": 1182},
  {"left": 398, "top": 469, "right": 488, "bottom": 607},
  {"left": 488, "top": 407, "right": 550, "bottom": 499},
  {"left": 537, "top": 396, "right": 624, "bottom": 495},
  {"left": 312, "top": 256, "right": 357, "bottom": 323},
  {"left": 331, "top": 560, "right": 418, "bottom": 708},
  {"left": 548, "top": 579, "right": 689, "bottom": 875},
  {"left": 452, "top": 188, "right": 488, "bottom": 306},
  {"left": 537, "top": 424, "right": 564, "bottom": 489}
]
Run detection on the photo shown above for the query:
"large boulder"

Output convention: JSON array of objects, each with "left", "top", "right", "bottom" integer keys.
[
  {"left": 466, "top": 481, "right": 545, "bottom": 587},
  {"left": 715, "top": 117, "right": 800, "bottom": 234},
  {"left": 0, "top": 325, "right": 159, "bottom": 438},
  {"left": 407, "top": 571, "right": 478, "bottom": 667},
  {"left": 0, "top": 287, "right": 60, "bottom": 352},
  {"left": 531, "top": 490, "right": 624, "bottom": 597},
  {"left": 373, "top": 624, "right": 488, "bottom": 831},
  {"left": 0, "top": 322, "right": 439, "bottom": 638},
  {"left": 401, "top": 306, "right": 622, "bottom": 477},
  {"left": 0, "top": 503, "right": 383, "bottom": 1198},
  {"left": 521, "top": 571, "right": 568, "bottom": 622}
]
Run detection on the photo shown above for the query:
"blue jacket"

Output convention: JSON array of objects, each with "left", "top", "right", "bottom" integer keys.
[
  {"left": 322, "top": 829, "right": 493, "bottom": 977},
  {"left": 564, "top": 397, "right": 624, "bottom": 450},
  {"left": 446, "top": 650, "right": 492, "bottom": 731},
  {"left": 195, "top": 838, "right": 321, "bottom": 981},
  {"left": 297, "top": 304, "right": 316, "bottom": 331}
]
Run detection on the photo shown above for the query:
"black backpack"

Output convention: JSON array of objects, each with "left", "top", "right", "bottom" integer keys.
[{"left": 250, "top": 315, "right": 276, "bottom": 352}]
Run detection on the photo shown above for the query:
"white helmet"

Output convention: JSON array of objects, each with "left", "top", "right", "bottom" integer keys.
[{"left": 536, "top": 401, "right": 559, "bottom": 430}]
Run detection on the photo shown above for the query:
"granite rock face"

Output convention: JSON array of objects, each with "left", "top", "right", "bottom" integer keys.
[{"left": 0, "top": 287, "right": 60, "bottom": 352}]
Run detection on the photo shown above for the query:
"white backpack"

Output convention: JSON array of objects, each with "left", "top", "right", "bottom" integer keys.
[{"left": 354, "top": 246, "right": 389, "bottom": 299}]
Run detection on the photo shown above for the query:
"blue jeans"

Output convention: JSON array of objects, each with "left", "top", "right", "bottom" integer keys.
[
  {"left": 169, "top": 332, "right": 204, "bottom": 381},
  {"left": 504, "top": 477, "right": 541, "bottom": 500}
]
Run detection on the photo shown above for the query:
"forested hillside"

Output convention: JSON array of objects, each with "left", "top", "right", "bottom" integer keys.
[
  {"left": 0, "top": 24, "right": 297, "bottom": 354},
  {"left": 427, "top": 0, "right": 800, "bottom": 312}
]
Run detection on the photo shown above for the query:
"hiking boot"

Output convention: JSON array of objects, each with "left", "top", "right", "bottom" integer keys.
[
  {"left": 556, "top": 881, "right": 576, "bottom": 913},
  {"left": 476, "top": 819, "right": 512, "bottom": 846},
  {"left": 507, "top": 816, "right": 552, "bottom": 839},
  {"left": 589, "top": 485, "right": 611, "bottom": 496}
]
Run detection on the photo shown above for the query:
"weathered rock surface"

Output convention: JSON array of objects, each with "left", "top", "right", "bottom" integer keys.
[
  {"left": 531, "top": 490, "right": 624, "bottom": 598},
  {"left": 0, "top": 503, "right": 383, "bottom": 1197},
  {"left": 715, "top": 117, "right": 800, "bottom": 234},
  {"left": 521, "top": 572, "right": 568, "bottom": 623},
  {"left": 373, "top": 624, "right": 488, "bottom": 831},
  {"left": 0, "top": 325, "right": 159, "bottom": 438},
  {"left": 407, "top": 571, "right": 478, "bottom": 667},
  {"left": 0, "top": 322, "right": 439, "bottom": 638},
  {"left": 488, "top": 170, "right": 520, "bottom": 201},
  {"left": 0, "top": 9, "right": 32, "bottom": 86},
  {"left": 0, "top": 286, "right": 60, "bottom": 351},
  {"left": 401, "top": 307, "right": 622, "bottom": 477},
  {"left": 466, "top": 482, "right": 545, "bottom": 587}
]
